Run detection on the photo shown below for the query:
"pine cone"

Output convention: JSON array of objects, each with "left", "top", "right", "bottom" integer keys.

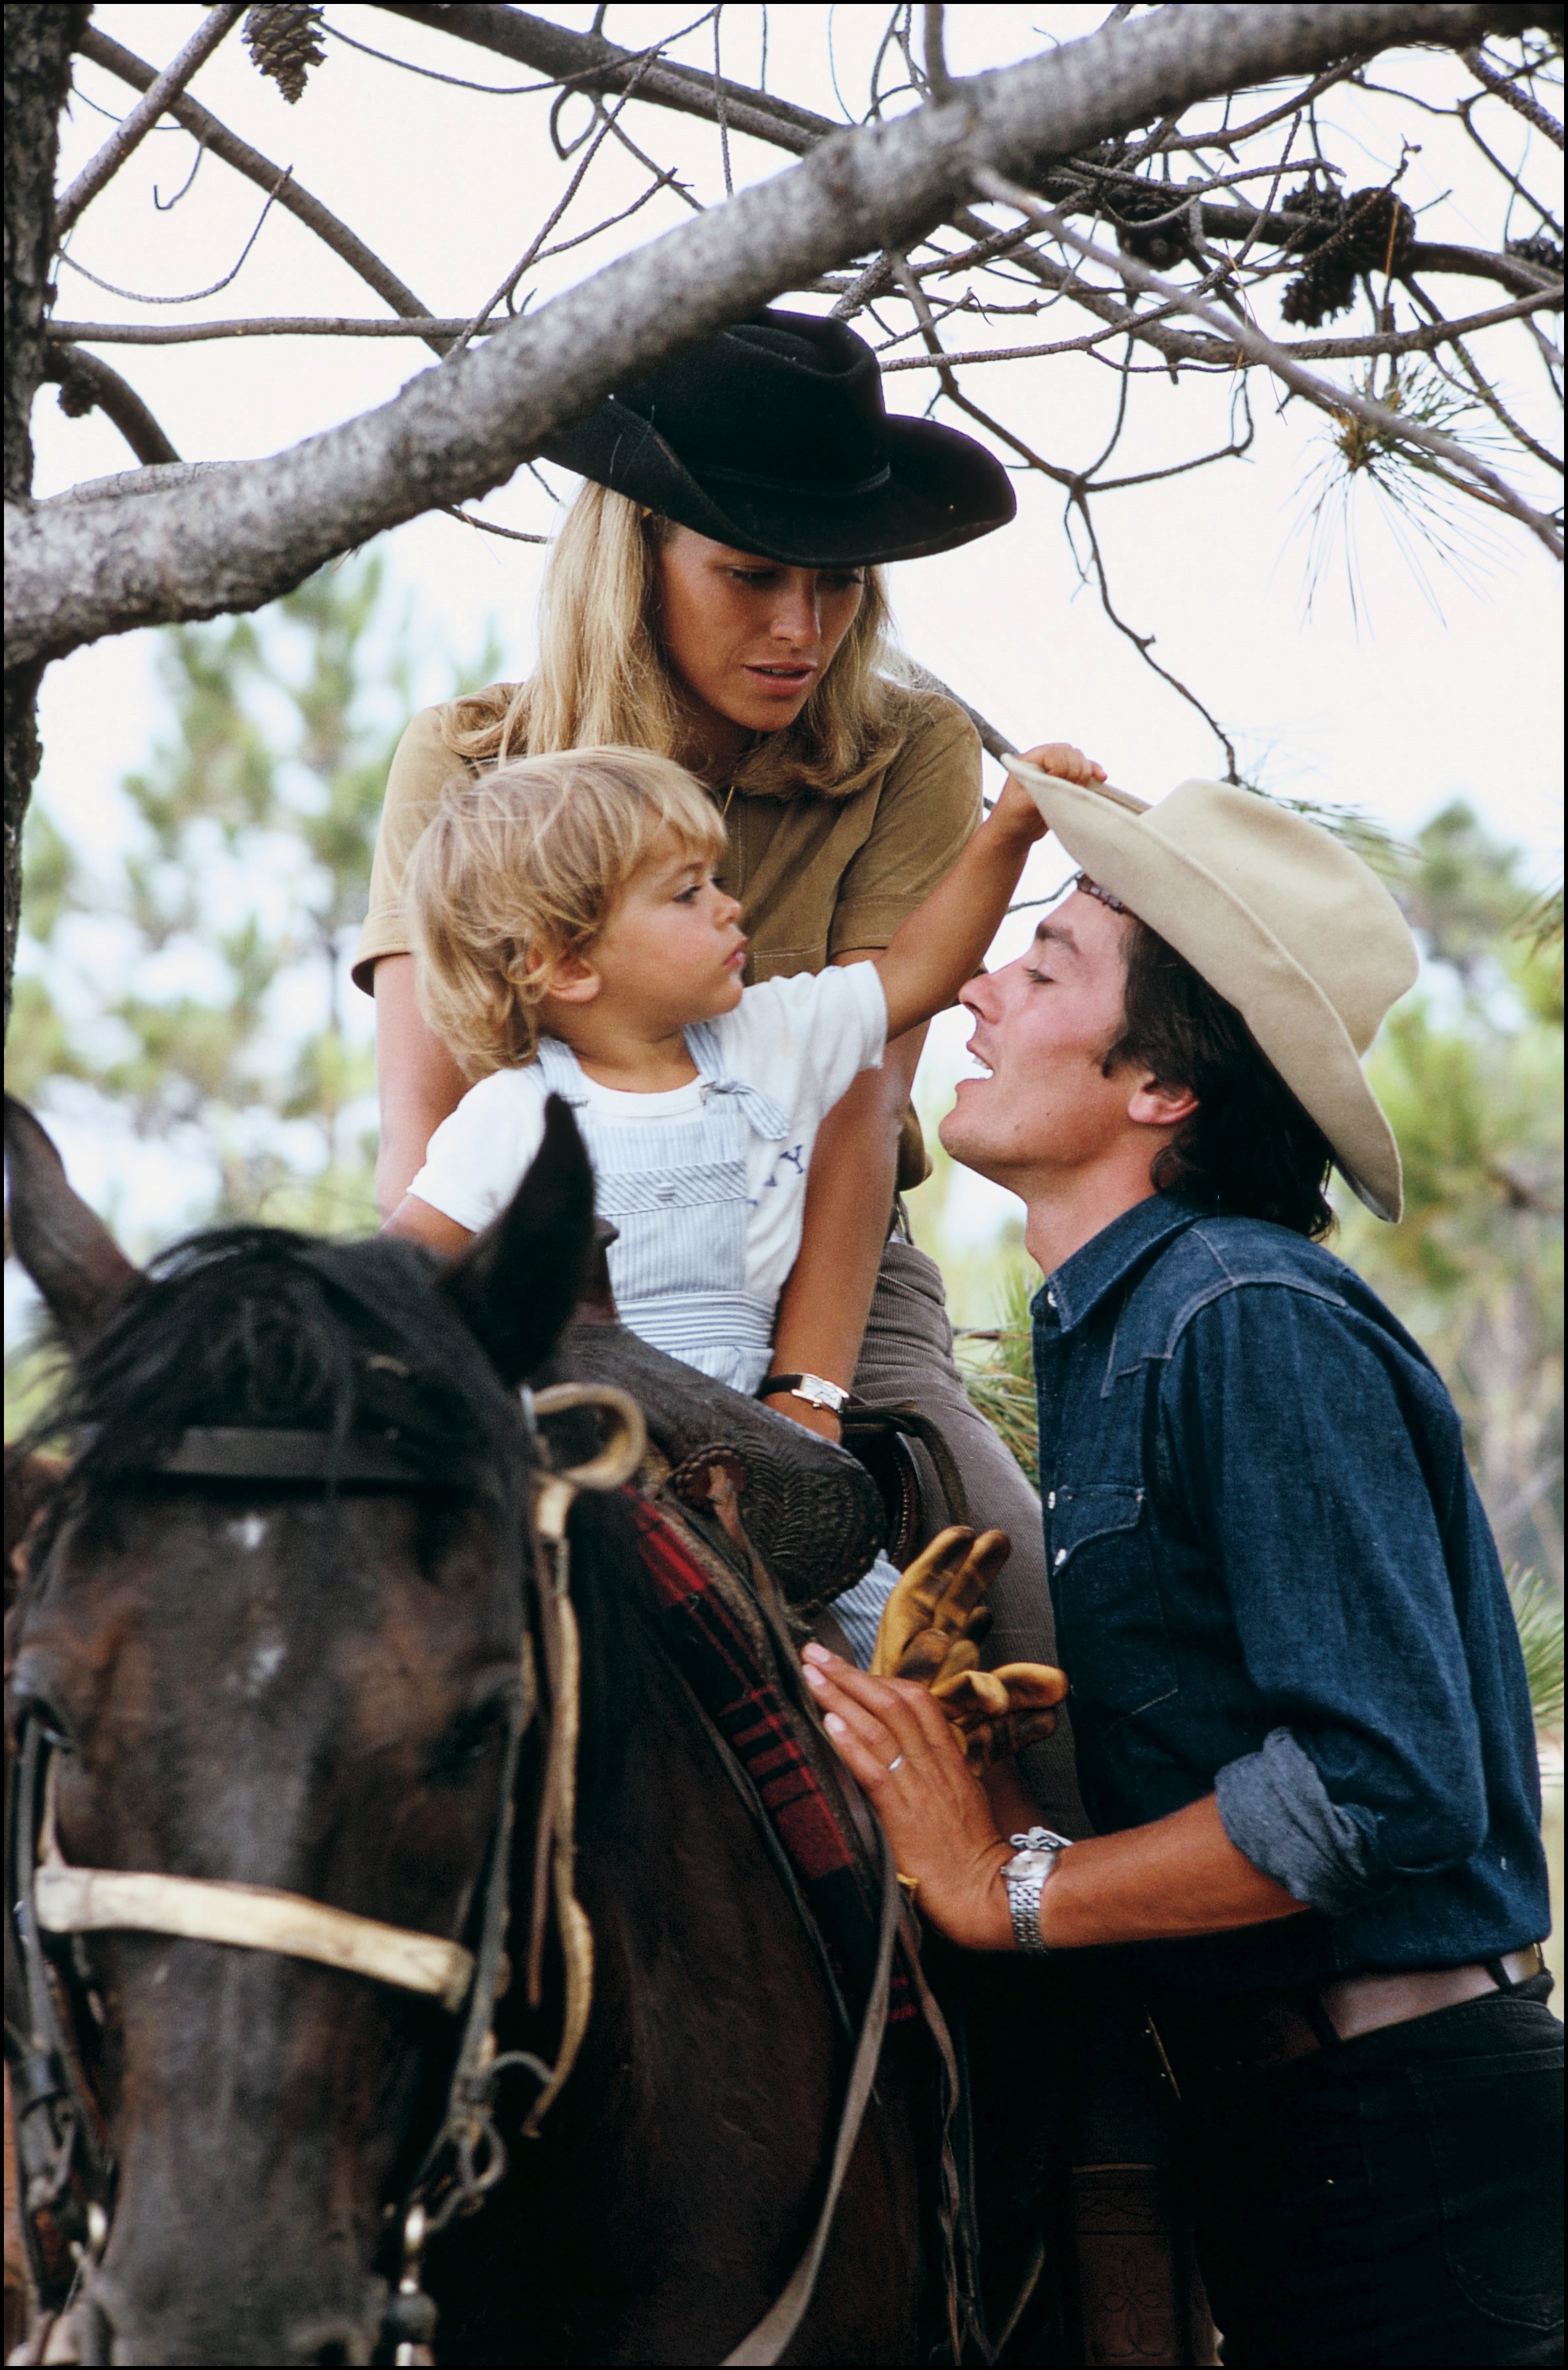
[
  {"left": 1280, "top": 187, "right": 1414, "bottom": 328},
  {"left": 1507, "top": 231, "right": 1563, "bottom": 275},
  {"left": 243, "top": 4, "right": 326, "bottom": 104}
]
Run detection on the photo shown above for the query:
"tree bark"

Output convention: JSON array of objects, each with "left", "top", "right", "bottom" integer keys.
[
  {"left": 40, "top": 349, "right": 183, "bottom": 467},
  {"left": 7, "top": 2, "right": 1551, "bottom": 684},
  {"left": 5, "top": 4, "right": 87, "bottom": 1030}
]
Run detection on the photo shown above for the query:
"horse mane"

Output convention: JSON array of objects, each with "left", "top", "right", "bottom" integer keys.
[{"left": 33, "top": 1224, "right": 525, "bottom": 1508}]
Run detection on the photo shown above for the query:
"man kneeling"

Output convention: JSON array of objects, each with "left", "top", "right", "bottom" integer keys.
[{"left": 805, "top": 764, "right": 1562, "bottom": 2368}]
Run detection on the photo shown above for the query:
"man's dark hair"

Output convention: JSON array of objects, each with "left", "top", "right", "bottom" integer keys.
[{"left": 1105, "top": 918, "right": 1336, "bottom": 1239}]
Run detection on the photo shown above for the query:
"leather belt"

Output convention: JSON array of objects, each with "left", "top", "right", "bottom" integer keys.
[{"left": 1149, "top": 1945, "right": 1545, "bottom": 2088}]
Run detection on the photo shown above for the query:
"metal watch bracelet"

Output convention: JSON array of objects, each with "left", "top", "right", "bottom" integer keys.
[{"left": 1001, "top": 1826, "right": 1073, "bottom": 1954}]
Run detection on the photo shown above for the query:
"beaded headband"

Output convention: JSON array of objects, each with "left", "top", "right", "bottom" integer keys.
[{"left": 1074, "top": 873, "right": 1129, "bottom": 915}]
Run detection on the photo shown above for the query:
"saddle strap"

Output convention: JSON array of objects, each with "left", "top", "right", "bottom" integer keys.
[{"left": 722, "top": 1830, "right": 900, "bottom": 2367}]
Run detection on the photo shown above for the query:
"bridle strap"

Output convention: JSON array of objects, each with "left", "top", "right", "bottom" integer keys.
[{"left": 35, "top": 1839, "right": 476, "bottom": 2015}]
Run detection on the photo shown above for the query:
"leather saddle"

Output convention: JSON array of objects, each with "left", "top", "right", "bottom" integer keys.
[{"left": 550, "top": 1312, "right": 884, "bottom": 1615}]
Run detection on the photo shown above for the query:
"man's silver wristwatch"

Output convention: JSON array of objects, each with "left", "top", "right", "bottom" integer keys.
[{"left": 1001, "top": 1826, "right": 1073, "bottom": 1953}]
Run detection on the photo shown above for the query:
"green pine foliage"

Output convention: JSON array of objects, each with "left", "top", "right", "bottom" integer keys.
[{"left": 11, "top": 559, "right": 496, "bottom": 1241}]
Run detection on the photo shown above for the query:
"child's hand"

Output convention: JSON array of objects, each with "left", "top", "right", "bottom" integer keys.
[
  {"left": 990, "top": 742, "right": 1106, "bottom": 840},
  {"left": 1016, "top": 741, "right": 1107, "bottom": 788}
]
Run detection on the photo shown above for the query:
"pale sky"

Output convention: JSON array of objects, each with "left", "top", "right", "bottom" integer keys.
[{"left": 17, "top": 3, "right": 1566, "bottom": 1251}]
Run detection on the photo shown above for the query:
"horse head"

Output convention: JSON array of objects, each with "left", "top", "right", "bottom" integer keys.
[{"left": 4, "top": 1095, "right": 596, "bottom": 2366}]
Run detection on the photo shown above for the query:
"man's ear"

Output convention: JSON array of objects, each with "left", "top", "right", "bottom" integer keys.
[
  {"left": 440, "top": 1096, "right": 595, "bottom": 1384},
  {"left": 1126, "top": 1073, "right": 1199, "bottom": 1131}
]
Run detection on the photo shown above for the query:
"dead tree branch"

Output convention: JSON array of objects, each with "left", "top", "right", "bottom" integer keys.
[
  {"left": 16, "top": 3, "right": 1546, "bottom": 670},
  {"left": 378, "top": 2, "right": 832, "bottom": 150},
  {"left": 394, "top": 1, "right": 1559, "bottom": 298},
  {"left": 1462, "top": 42, "right": 1565, "bottom": 143},
  {"left": 973, "top": 165, "right": 1565, "bottom": 558},
  {"left": 877, "top": 285, "right": 1562, "bottom": 368},
  {"left": 38, "top": 347, "right": 181, "bottom": 465},
  {"left": 75, "top": 25, "right": 455, "bottom": 355},
  {"left": 54, "top": 5, "right": 245, "bottom": 240}
]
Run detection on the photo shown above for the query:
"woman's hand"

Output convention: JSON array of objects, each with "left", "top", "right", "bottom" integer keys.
[{"left": 801, "top": 1643, "right": 1016, "bottom": 1949}]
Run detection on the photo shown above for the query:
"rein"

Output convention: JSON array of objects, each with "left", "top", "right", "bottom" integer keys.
[
  {"left": 7, "top": 1384, "right": 644, "bottom": 2367},
  {"left": 11, "top": 1389, "right": 955, "bottom": 2367}
]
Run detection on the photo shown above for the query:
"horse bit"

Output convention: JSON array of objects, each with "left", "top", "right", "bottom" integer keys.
[{"left": 7, "top": 1382, "right": 644, "bottom": 2367}]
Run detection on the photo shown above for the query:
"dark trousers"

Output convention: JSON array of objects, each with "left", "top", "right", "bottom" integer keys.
[{"left": 1180, "top": 1976, "right": 1564, "bottom": 2366}]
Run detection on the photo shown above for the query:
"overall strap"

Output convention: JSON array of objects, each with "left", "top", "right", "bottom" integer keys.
[
  {"left": 533, "top": 1037, "right": 588, "bottom": 1104},
  {"left": 685, "top": 1023, "right": 788, "bottom": 1142}
]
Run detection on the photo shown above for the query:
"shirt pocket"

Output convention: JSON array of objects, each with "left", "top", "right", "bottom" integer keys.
[{"left": 1049, "top": 1485, "right": 1178, "bottom": 1726}]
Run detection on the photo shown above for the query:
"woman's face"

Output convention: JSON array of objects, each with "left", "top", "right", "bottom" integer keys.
[{"left": 656, "top": 527, "right": 866, "bottom": 751}]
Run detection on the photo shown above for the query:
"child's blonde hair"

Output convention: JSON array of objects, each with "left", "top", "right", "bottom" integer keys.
[{"left": 408, "top": 746, "right": 727, "bottom": 1076}]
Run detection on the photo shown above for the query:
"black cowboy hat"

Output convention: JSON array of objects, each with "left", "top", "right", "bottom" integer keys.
[{"left": 539, "top": 308, "right": 1016, "bottom": 567}]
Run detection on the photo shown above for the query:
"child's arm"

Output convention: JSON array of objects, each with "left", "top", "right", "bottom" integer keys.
[
  {"left": 873, "top": 742, "right": 1104, "bottom": 1041},
  {"left": 383, "top": 1195, "right": 476, "bottom": 1255}
]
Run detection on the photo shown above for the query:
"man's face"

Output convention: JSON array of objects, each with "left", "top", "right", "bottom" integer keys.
[{"left": 938, "top": 889, "right": 1139, "bottom": 1189}]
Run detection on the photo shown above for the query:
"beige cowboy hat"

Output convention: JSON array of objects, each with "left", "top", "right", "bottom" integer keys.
[{"left": 1004, "top": 761, "right": 1419, "bottom": 1222}]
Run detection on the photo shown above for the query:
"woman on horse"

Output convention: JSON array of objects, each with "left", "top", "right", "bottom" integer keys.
[{"left": 356, "top": 307, "right": 1085, "bottom": 1835}]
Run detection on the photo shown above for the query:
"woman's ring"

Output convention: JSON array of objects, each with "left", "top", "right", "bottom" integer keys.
[{"left": 887, "top": 1753, "right": 906, "bottom": 1773}]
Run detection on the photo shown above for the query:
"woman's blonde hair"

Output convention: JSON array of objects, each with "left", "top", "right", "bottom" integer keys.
[
  {"left": 407, "top": 746, "right": 727, "bottom": 1076},
  {"left": 443, "top": 482, "right": 916, "bottom": 799}
]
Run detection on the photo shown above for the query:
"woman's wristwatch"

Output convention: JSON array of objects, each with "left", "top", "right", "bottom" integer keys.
[
  {"left": 1000, "top": 1826, "right": 1073, "bottom": 1953},
  {"left": 756, "top": 1372, "right": 855, "bottom": 1416}
]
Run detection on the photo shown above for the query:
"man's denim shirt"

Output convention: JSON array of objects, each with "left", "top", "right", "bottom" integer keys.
[{"left": 1034, "top": 1193, "right": 1548, "bottom": 1997}]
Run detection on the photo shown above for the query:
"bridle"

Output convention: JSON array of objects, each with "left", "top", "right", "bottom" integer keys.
[{"left": 7, "top": 1385, "right": 644, "bottom": 2368}]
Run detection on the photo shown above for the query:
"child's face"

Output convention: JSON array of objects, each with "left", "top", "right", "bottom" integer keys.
[{"left": 588, "top": 830, "right": 746, "bottom": 1031}]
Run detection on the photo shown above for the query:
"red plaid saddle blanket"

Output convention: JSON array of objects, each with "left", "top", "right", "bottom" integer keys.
[{"left": 627, "top": 1491, "right": 915, "bottom": 2027}]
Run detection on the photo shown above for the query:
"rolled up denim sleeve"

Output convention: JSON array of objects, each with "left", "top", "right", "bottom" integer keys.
[
  {"left": 1162, "top": 1284, "right": 1489, "bottom": 1904},
  {"left": 1215, "top": 1728, "right": 1385, "bottom": 1912}
]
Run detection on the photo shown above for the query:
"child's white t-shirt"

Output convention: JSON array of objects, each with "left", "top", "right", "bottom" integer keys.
[{"left": 409, "top": 963, "right": 889, "bottom": 1309}]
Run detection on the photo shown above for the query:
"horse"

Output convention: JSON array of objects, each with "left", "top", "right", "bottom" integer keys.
[{"left": 3, "top": 1095, "right": 932, "bottom": 2367}]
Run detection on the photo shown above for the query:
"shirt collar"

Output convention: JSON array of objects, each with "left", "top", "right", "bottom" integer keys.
[{"left": 1034, "top": 1193, "right": 1203, "bottom": 1335}]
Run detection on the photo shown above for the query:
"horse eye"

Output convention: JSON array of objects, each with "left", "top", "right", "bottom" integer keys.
[
  {"left": 427, "top": 1701, "right": 509, "bottom": 1784},
  {"left": 9, "top": 1671, "right": 73, "bottom": 1751}
]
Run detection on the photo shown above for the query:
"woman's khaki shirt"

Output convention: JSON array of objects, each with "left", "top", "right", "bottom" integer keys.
[{"left": 353, "top": 687, "right": 982, "bottom": 1182}]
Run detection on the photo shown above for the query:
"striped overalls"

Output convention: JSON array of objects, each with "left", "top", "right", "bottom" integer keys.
[{"left": 533, "top": 1026, "right": 786, "bottom": 1395}]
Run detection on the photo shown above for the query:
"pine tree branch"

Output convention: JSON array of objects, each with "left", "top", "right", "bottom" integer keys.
[
  {"left": 38, "top": 346, "right": 181, "bottom": 464},
  {"left": 376, "top": 3, "right": 834, "bottom": 152},
  {"left": 74, "top": 24, "right": 454, "bottom": 354},
  {"left": 12, "top": 3, "right": 1561, "bottom": 667},
  {"left": 975, "top": 164, "right": 1563, "bottom": 558},
  {"left": 1461, "top": 42, "right": 1565, "bottom": 144},
  {"left": 387, "top": 1, "right": 1562, "bottom": 297},
  {"left": 876, "top": 285, "right": 1562, "bottom": 368},
  {"left": 55, "top": 5, "right": 245, "bottom": 241}
]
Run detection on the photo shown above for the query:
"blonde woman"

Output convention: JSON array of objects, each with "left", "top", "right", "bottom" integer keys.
[{"left": 357, "top": 309, "right": 1085, "bottom": 1831}]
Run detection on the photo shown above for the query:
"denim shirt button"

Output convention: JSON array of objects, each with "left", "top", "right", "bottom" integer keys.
[
  {"left": 1054, "top": 1548, "right": 1066, "bottom": 1568},
  {"left": 1046, "top": 1289, "right": 1057, "bottom": 1308},
  {"left": 1047, "top": 1491, "right": 1057, "bottom": 1510}
]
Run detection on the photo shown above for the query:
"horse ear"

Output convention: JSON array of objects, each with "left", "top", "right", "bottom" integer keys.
[
  {"left": 440, "top": 1095, "right": 595, "bottom": 1385},
  {"left": 4, "top": 1096, "right": 145, "bottom": 1353}
]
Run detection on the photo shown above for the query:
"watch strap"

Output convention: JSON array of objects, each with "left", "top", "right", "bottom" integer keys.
[{"left": 756, "top": 1373, "right": 858, "bottom": 1415}]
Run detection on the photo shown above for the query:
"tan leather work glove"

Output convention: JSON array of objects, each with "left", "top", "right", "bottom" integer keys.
[
  {"left": 932, "top": 1661, "right": 1069, "bottom": 1773},
  {"left": 870, "top": 1524, "right": 1004, "bottom": 1683},
  {"left": 871, "top": 1526, "right": 1068, "bottom": 1770}
]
